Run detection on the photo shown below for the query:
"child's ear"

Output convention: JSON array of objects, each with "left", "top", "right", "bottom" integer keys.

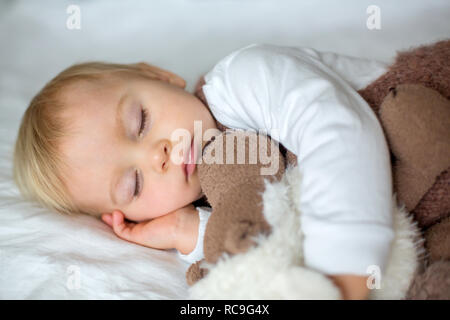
[{"left": 134, "top": 62, "right": 186, "bottom": 89}]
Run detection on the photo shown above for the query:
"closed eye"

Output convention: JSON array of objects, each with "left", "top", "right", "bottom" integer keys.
[
  {"left": 133, "top": 169, "right": 141, "bottom": 198},
  {"left": 138, "top": 107, "right": 149, "bottom": 138}
]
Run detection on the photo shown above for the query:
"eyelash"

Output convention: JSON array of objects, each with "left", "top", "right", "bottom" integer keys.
[
  {"left": 138, "top": 107, "right": 148, "bottom": 138},
  {"left": 134, "top": 169, "right": 141, "bottom": 198}
]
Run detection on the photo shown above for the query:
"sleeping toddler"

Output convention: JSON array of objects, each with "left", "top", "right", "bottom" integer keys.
[{"left": 13, "top": 43, "right": 394, "bottom": 300}]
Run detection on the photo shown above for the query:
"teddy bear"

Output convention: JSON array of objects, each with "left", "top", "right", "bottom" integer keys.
[{"left": 186, "top": 39, "right": 450, "bottom": 299}]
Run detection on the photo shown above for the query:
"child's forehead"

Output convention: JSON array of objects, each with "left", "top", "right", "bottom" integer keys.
[
  {"left": 72, "top": 76, "right": 119, "bottom": 92},
  {"left": 62, "top": 77, "right": 121, "bottom": 103}
]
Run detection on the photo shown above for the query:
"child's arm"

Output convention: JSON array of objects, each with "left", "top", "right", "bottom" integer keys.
[
  {"left": 101, "top": 204, "right": 200, "bottom": 254},
  {"left": 327, "top": 274, "right": 370, "bottom": 300}
]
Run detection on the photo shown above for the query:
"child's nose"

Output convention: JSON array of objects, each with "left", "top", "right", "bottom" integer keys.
[{"left": 150, "top": 139, "right": 172, "bottom": 173}]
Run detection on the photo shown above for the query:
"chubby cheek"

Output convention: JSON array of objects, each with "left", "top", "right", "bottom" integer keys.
[
  {"left": 189, "top": 173, "right": 203, "bottom": 198},
  {"left": 132, "top": 180, "right": 197, "bottom": 222}
]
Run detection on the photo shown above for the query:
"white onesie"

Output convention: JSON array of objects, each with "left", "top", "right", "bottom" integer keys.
[{"left": 178, "top": 43, "right": 394, "bottom": 276}]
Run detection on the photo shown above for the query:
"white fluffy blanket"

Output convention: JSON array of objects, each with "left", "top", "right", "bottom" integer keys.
[{"left": 189, "top": 164, "right": 424, "bottom": 299}]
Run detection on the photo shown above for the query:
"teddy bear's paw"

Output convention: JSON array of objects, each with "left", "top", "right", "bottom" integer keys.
[
  {"left": 224, "top": 219, "right": 271, "bottom": 255},
  {"left": 186, "top": 260, "right": 209, "bottom": 286}
]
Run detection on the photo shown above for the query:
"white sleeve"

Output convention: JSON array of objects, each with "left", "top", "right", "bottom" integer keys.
[
  {"left": 202, "top": 43, "right": 394, "bottom": 276},
  {"left": 177, "top": 206, "right": 212, "bottom": 264},
  {"left": 312, "top": 50, "right": 389, "bottom": 91}
]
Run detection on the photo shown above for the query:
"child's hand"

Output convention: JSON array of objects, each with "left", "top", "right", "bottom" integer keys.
[
  {"left": 327, "top": 274, "right": 370, "bottom": 300},
  {"left": 101, "top": 204, "right": 199, "bottom": 254},
  {"left": 101, "top": 209, "right": 178, "bottom": 250}
]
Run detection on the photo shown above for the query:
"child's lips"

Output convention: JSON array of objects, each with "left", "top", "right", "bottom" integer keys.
[{"left": 182, "top": 137, "right": 196, "bottom": 180}]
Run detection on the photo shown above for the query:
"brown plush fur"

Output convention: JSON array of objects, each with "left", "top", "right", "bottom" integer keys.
[
  {"left": 425, "top": 216, "right": 450, "bottom": 263},
  {"left": 414, "top": 169, "right": 450, "bottom": 229},
  {"left": 375, "top": 83, "right": 450, "bottom": 299},
  {"left": 405, "top": 260, "right": 450, "bottom": 300},
  {"left": 358, "top": 39, "right": 450, "bottom": 115},
  {"left": 377, "top": 84, "right": 450, "bottom": 214}
]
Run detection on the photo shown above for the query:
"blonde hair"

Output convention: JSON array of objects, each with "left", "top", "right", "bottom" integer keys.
[{"left": 13, "top": 62, "right": 154, "bottom": 218}]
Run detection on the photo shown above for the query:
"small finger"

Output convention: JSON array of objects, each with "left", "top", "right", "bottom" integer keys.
[
  {"left": 112, "top": 211, "right": 135, "bottom": 240},
  {"left": 101, "top": 213, "right": 113, "bottom": 227},
  {"left": 112, "top": 211, "right": 126, "bottom": 233}
]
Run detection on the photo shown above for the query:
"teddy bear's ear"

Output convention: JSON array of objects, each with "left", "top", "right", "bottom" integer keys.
[
  {"left": 379, "top": 84, "right": 450, "bottom": 212},
  {"left": 186, "top": 260, "right": 209, "bottom": 286}
]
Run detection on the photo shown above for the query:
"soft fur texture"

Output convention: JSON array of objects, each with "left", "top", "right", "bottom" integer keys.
[
  {"left": 377, "top": 84, "right": 450, "bottom": 216},
  {"left": 358, "top": 40, "right": 450, "bottom": 115},
  {"left": 406, "top": 260, "right": 450, "bottom": 300}
]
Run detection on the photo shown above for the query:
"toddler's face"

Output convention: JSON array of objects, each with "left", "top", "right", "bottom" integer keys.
[{"left": 60, "top": 74, "right": 217, "bottom": 222}]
